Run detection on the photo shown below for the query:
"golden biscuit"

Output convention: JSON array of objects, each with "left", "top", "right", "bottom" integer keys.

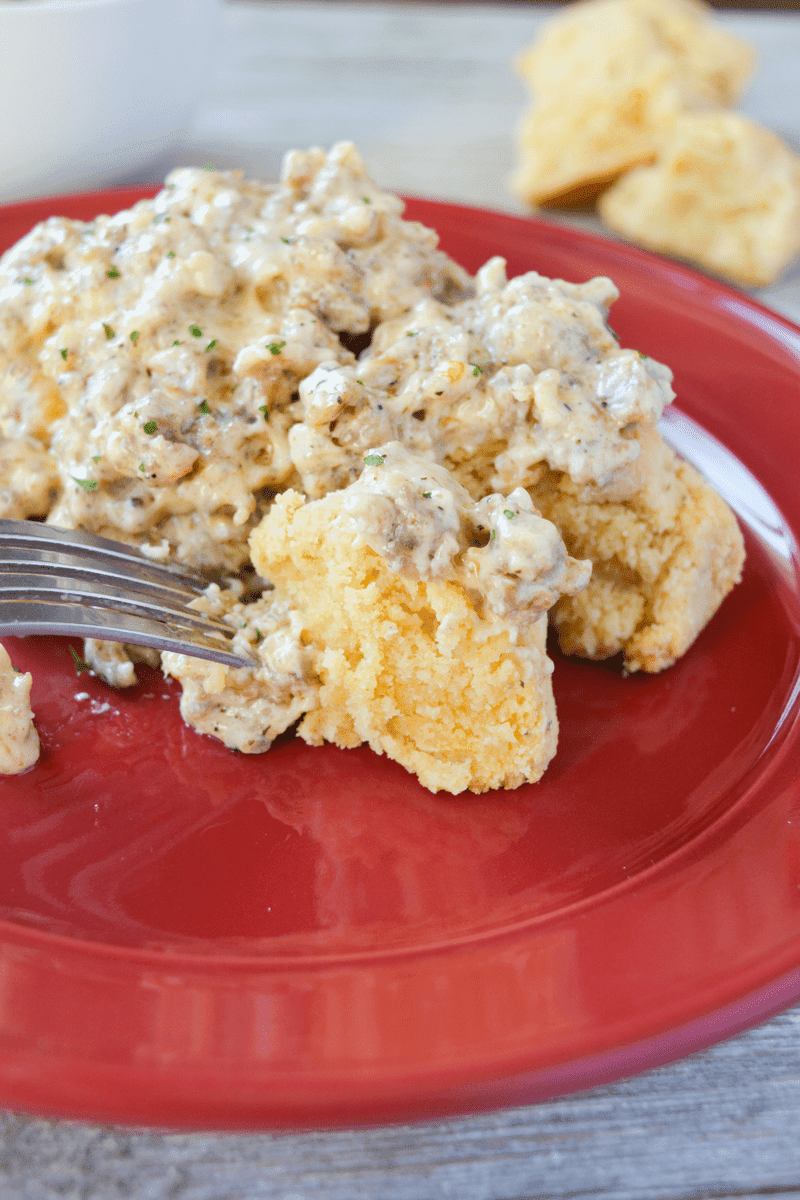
[
  {"left": 511, "top": 0, "right": 755, "bottom": 207},
  {"left": 530, "top": 430, "right": 745, "bottom": 673},
  {"left": 250, "top": 445, "right": 591, "bottom": 793},
  {"left": 599, "top": 111, "right": 800, "bottom": 287}
]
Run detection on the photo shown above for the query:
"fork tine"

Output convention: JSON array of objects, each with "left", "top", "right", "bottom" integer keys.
[
  {"left": 0, "top": 519, "right": 206, "bottom": 591},
  {"left": 0, "top": 600, "right": 253, "bottom": 668},
  {"left": 0, "top": 573, "right": 235, "bottom": 632},
  {"left": 0, "top": 519, "right": 257, "bottom": 670},
  {"left": 0, "top": 548, "right": 205, "bottom": 606}
]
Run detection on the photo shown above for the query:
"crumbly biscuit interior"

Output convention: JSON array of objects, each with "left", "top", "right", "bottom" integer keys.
[
  {"left": 250, "top": 486, "right": 565, "bottom": 794},
  {"left": 531, "top": 430, "right": 744, "bottom": 672}
]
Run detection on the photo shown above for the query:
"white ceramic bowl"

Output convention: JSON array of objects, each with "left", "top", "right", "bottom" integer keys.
[{"left": 0, "top": 0, "right": 220, "bottom": 203}]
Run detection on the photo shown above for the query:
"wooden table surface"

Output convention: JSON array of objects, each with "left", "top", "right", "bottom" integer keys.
[{"left": 2, "top": 3, "right": 800, "bottom": 1196}]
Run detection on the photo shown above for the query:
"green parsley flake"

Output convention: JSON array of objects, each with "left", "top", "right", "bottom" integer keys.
[
  {"left": 167, "top": 251, "right": 175, "bottom": 258},
  {"left": 106, "top": 267, "right": 120, "bottom": 279},
  {"left": 205, "top": 339, "right": 218, "bottom": 352},
  {"left": 189, "top": 324, "right": 202, "bottom": 338},
  {"left": 254, "top": 629, "right": 264, "bottom": 644},
  {"left": 406, "top": 331, "right": 418, "bottom": 337},
  {"left": 130, "top": 330, "right": 139, "bottom": 343},
  {"left": 173, "top": 340, "right": 183, "bottom": 346},
  {"left": 423, "top": 491, "right": 432, "bottom": 499},
  {"left": 362, "top": 196, "right": 371, "bottom": 203},
  {"left": 73, "top": 477, "right": 98, "bottom": 492},
  {"left": 60, "top": 348, "right": 68, "bottom": 360},
  {"left": 22, "top": 278, "right": 34, "bottom": 286},
  {"left": 356, "top": 379, "right": 364, "bottom": 385},
  {"left": 69, "top": 646, "right": 92, "bottom": 675},
  {"left": 472, "top": 364, "right": 482, "bottom": 376},
  {"left": 637, "top": 350, "right": 649, "bottom": 359},
  {"left": 364, "top": 454, "right": 384, "bottom": 467},
  {"left": 138, "top": 463, "right": 145, "bottom": 473},
  {"left": 267, "top": 341, "right": 286, "bottom": 355},
  {"left": 91, "top": 456, "right": 101, "bottom": 462},
  {"left": 198, "top": 399, "right": 211, "bottom": 415},
  {"left": 142, "top": 420, "right": 158, "bottom": 435},
  {"left": 258, "top": 405, "right": 269, "bottom": 421},
  {"left": 103, "top": 323, "right": 115, "bottom": 340},
  {"left": 503, "top": 510, "right": 515, "bottom": 519},
  {"left": 490, "top": 530, "right": 496, "bottom": 540}
]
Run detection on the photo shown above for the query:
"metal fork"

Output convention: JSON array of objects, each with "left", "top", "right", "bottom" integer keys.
[{"left": 0, "top": 519, "right": 255, "bottom": 669}]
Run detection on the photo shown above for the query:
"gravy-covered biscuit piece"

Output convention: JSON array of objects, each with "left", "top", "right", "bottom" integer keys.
[
  {"left": 161, "top": 584, "right": 317, "bottom": 753},
  {"left": 511, "top": 0, "right": 755, "bottom": 207},
  {"left": 530, "top": 430, "right": 744, "bottom": 672},
  {"left": 250, "top": 443, "right": 590, "bottom": 793},
  {"left": 0, "top": 644, "right": 39, "bottom": 775},
  {"left": 599, "top": 112, "right": 800, "bottom": 287},
  {"left": 287, "top": 256, "right": 675, "bottom": 503},
  {"left": 284, "top": 254, "right": 742, "bottom": 673},
  {"left": 459, "top": 261, "right": 743, "bottom": 671}
]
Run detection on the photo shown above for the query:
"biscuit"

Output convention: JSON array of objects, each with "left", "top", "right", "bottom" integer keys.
[
  {"left": 277, "top": 254, "right": 742, "bottom": 677},
  {"left": 599, "top": 111, "right": 800, "bottom": 287},
  {"left": 161, "top": 586, "right": 318, "bottom": 753},
  {"left": 511, "top": 0, "right": 755, "bottom": 207},
  {"left": 529, "top": 429, "right": 745, "bottom": 673},
  {"left": 250, "top": 445, "right": 591, "bottom": 793}
]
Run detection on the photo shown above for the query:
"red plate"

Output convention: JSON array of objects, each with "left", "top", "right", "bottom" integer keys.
[{"left": 1, "top": 190, "right": 800, "bottom": 1130}]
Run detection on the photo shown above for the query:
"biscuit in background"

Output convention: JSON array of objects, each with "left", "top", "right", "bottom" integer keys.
[
  {"left": 511, "top": 0, "right": 755, "bottom": 208},
  {"left": 599, "top": 112, "right": 800, "bottom": 288}
]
